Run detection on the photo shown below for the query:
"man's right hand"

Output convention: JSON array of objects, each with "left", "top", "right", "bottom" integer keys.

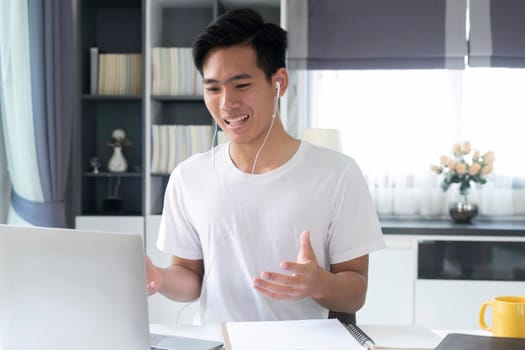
[{"left": 145, "top": 255, "right": 163, "bottom": 296}]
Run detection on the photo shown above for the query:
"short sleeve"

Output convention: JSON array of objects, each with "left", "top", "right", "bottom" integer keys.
[
  {"left": 156, "top": 167, "right": 204, "bottom": 260},
  {"left": 327, "top": 158, "right": 385, "bottom": 263}
]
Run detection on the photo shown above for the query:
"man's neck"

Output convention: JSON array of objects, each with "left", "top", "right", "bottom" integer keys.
[{"left": 229, "top": 125, "right": 300, "bottom": 174}]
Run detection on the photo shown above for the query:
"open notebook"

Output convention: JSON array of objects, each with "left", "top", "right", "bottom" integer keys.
[
  {"left": 0, "top": 225, "right": 222, "bottom": 350},
  {"left": 222, "top": 318, "right": 366, "bottom": 350}
]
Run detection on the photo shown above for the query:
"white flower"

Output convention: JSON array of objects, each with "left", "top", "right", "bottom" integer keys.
[{"left": 112, "top": 129, "right": 126, "bottom": 140}]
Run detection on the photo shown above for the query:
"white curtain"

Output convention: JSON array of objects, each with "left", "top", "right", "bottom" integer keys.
[
  {"left": 283, "top": 70, "right": 309, "bottom": 138},
  {"left": 0, "top": 0, "right": 43, "bottom": 225},
  {"left": 303, "top": 69, "right": 524, "bottom": 219}
]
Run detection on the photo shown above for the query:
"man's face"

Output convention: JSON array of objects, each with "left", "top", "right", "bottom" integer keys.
[{"left": 202, "top": 45, "right": 276, "bottom": 146}]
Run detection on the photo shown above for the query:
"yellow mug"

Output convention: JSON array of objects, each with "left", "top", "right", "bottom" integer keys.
[{"left": 479, "top": 296, "right": 525, "bottom": 338}]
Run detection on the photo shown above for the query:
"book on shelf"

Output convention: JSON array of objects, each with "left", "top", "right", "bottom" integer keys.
[
  {"left": 151, "top": 125, "right": 212, "bottom": 174},
  {"left": 158, "top": 124, "right": 169, "bottom": 174},
  {"left": 151, "top": 47, "right": 202, "bottom": 96},
  {"left": 167, "top": 125, "right": 177, "bottom": 173},
  {"left": 90, "top": 47, "right": 99, "bottom": 95},
  {"left": 150, "top": 125, "right": 160, "bottom": 174},
  {"left": 96, "top": 53, "right": 142, "bottom": 95},
  {"left": 174, "top": 126, "right": 186, "bottom": 173}
]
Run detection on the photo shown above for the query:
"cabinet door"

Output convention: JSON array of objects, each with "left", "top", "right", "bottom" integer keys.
[
  {"left": 415, "top": 280, "right": 525, "bottom": 329},
  {"left": 358, "top": 236, "right": 416, "bottom": 324},
  {"left": 415, "top": 239, "right": 525, "bottom": 329}
]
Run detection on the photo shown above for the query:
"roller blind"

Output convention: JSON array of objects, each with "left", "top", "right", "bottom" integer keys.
[
  {"left": 285, "top": 0, "right": 467, "bottom": 69},
  {"left": 469, "top": 0, "right": 525, "bottom": 67}
]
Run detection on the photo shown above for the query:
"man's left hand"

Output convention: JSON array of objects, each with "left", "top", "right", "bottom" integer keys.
[{"left": 252, "top": 230, "right": 324, "bottom": 300}]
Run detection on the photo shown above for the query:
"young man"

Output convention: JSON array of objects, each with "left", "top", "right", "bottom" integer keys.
[{"left": 146, "top": 8, "right": 385, "bottom": 325}]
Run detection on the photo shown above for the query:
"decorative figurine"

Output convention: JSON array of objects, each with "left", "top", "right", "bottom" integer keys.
[
  {"left": 90, "top": 157, "right": 101, "bottom": 174},
  {"left": 107, "top": 129, "right": 131, "bottom": 173}
]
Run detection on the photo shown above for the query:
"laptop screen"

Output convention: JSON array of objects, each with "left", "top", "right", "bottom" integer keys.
[{"left": 0, "top": 225, "right": 151, "bottom": 350}]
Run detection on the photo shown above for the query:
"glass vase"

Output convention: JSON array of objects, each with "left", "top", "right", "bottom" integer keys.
[{"left": 449, "top": 193, "right": 478, "bottom": 223}]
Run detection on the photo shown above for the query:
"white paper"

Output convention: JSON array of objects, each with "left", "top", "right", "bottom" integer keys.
[{"left": 224, "top": 319, "right": 364, "bottom": 350}]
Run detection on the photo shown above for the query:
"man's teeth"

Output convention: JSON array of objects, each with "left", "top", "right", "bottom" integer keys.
[{"left": 226, "top": 115, "right": 249, "bottom": 124}]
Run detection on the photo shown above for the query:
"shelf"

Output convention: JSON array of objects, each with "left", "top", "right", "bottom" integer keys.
[
  {"left": 82, "top": 94, "right": 142, "bottom": 101},
  {"left": 79, "top": 211, "right": 142, "bottom": 216},
  {"left": 83, "top": 172, "right": 143, "bottom": 178},
  {"left": 89, "top": 0, "right": 141, "bottom": 8},
  {"left": 151, "top": 95, "right": 204, "bottom": 101}
]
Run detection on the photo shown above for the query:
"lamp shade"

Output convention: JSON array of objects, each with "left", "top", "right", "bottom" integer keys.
[{"left": 301, "top": 128, "right": 342, "bottom": 152}]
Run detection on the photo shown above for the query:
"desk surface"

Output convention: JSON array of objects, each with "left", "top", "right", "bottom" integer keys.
[
  {"left": 149, "top": 323, "right": 491, "bottom": 350},
  {"left": 150, "top": 323, "right": 224, "bottom": 342}
]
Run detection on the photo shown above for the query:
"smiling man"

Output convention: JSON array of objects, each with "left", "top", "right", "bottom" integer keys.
[{"left": 145, "top": 8, "right": 385, "bottom": 325}]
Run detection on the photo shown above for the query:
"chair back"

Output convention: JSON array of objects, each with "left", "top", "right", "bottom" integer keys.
[{"left": 328, "top": 310, "right": 356, "bottom": 325}]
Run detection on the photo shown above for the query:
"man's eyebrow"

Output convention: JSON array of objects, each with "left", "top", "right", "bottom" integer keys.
[{"left": 203, "top": 73, "right": 253, "bottom": 85}]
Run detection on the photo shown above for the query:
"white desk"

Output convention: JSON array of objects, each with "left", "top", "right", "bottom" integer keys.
[
  {"left": 150, "top": 323, "right": 492, "bottom": 350},
  {"left": 150, "top": 323, "right": 224, "bottom": 343}
]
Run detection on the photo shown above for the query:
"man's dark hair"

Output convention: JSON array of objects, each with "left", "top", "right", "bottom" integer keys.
[{"left": 192, "top": 8, "right": 287, "bottom": 82}]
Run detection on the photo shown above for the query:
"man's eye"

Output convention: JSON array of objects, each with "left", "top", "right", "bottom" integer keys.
[
  {"left": 206, "top": 87, "right": 220, "bottom": 93},
  {"left": 236, "top": 83, "right": 250, "bottom": 89}
]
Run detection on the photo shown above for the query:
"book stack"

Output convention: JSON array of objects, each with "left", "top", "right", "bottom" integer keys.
[
  {"left": 151, "top": 47, "right": 203, "bottom": 96},
  {"left": 90, "top": 47, "right": 142, "bottom": 95},
  {"left": 150, "top": 124, "right": 212, "bottom": 174}
]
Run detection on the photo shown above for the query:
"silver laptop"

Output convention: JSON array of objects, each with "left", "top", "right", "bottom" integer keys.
[{"left": 0, "top": 225, "right": 222, "bottom": 350}]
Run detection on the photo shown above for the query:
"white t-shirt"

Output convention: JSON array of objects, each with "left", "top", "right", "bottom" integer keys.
[{"left": 157, "top": 141, "right": 385, "bottom": 324}]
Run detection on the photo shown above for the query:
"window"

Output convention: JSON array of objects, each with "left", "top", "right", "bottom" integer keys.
[{"left": 307, "top": 69, "right": 525, "bottom": 218}]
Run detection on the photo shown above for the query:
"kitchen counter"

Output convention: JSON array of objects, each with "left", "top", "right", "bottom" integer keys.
[{"left": 380, "top": 218, "right": 525, "bottom": 236}]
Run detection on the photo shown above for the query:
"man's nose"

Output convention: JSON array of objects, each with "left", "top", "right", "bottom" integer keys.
[{"left": 220, "top": 88, "right": 241, "bottom": 110}]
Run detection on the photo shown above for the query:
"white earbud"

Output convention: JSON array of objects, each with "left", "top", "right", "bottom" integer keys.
[{"left": 271, "top": 81, "right": 281, "bottom": 120}]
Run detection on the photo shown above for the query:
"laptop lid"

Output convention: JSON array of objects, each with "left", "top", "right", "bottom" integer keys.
[{"left": 0, "top": 225, "right": 151, "bottom": 350}]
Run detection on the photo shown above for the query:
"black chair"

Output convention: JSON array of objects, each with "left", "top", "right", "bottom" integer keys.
[{"left": 328, "top": 310, "right": 356, "bottom": 325}]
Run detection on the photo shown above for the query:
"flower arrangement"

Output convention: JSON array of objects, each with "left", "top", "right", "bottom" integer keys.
[
  {"left": 431, "top": 141, "right": 495, "bottom": 202},
  {"left": 107, "top": 128, "right": 131, "bottom": 148}
]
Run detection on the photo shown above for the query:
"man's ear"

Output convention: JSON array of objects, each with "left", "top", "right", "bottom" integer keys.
[{"left": 273, "top": 68, "right": 289, "bottom": 97}]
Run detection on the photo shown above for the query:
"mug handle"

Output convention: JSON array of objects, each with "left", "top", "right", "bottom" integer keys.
[{"left": 479, "top": 301, "right": 493, "bottom": 332}]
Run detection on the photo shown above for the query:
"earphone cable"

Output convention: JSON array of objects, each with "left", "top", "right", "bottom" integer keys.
[{"left": 250, "top": 89, "right": 280, "bottom": 174}]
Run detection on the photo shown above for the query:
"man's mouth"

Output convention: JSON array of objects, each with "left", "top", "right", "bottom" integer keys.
[{"left": 225, "top": 114, "right": 249, "bottom": 125}]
